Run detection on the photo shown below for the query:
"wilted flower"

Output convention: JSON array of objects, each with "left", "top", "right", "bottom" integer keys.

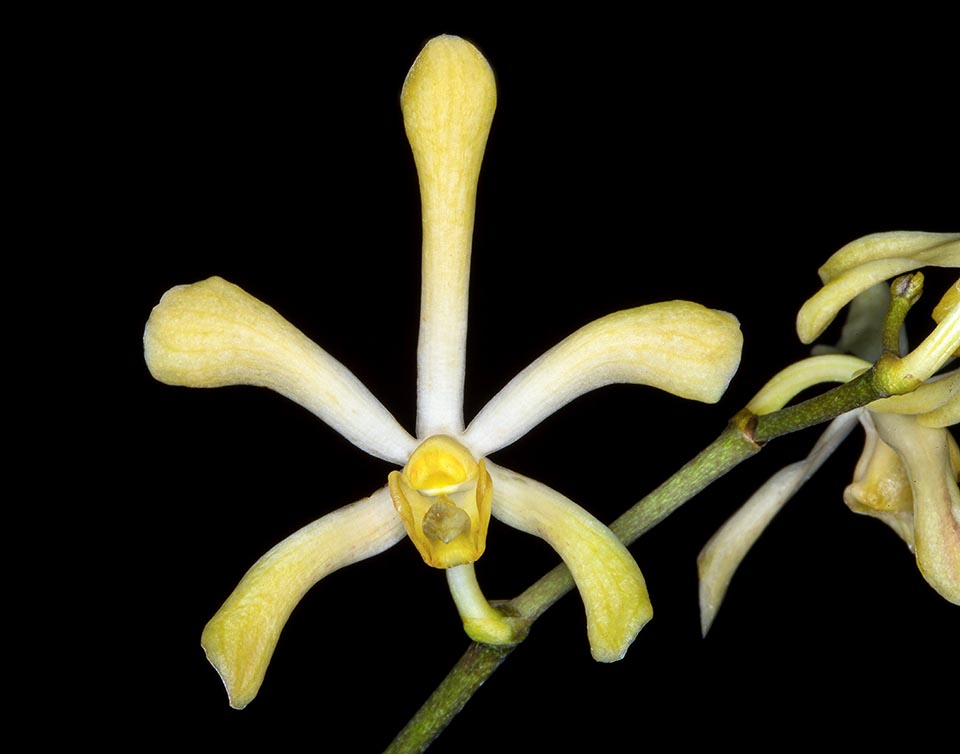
[{"left": 144, "top": 35, "right": 743, "bottom": 707}]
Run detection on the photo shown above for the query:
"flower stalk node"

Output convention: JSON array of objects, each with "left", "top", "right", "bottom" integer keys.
[
  {"left": 462, "top": 604, "right": 532, "bottom": 647},
  {"left": 732, "top": 409, "right": 763, "bottom": 448}
]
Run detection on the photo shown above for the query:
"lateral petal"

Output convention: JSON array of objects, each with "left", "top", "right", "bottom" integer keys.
[
  {"left": 796, "top": 232, "right": 960, "bottom": 344},
  {"left": 485, "top": 461, "right": 652, "bottom": 662},
  {"left": 464, "top": 302, "right": 742, "bottom": 457},
  {"left": 746, "top": 354, "right": 869, "bottom": 416},
  {"left": 144, "top": 276, "right": 417, "bottom": 464},
  {"left": 201, "top": 486, "right": 405, "bottom": 709},
  {"left": 817, "top": 231, "right": 960, "bottom": 282}
]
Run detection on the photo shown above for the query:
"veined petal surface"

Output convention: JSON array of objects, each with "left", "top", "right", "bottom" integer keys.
[
  {"left": 144, "top": 276, "right": 417, "bottom": 464},
  {"left": 464, "top": 302, "right": 742, "bottom": 457},
  {"left": 485, "top": 461, "right": 652, "bottom": 662},
  {"left": 201, "top": 486, "right": 405, "bottom": 709},
  {"left": 797, "top": 232, "right": 960, "bottom": 344},
  {"left": 817, "top": 231, "right": 960, "bottom": 281},
  {"left": 402, "top": 35, "right": 496, "bottom": 437},
  {"left": 747, "top": 354, "right": 869, "bottom": 416}
]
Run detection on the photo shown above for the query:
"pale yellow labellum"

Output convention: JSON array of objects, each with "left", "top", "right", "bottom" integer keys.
[
  {"left": 402, "top": 35, "right": 497, "bottom": 438},
  {"left": 464, "top": 302, "right": 743, "bottom": 457},
  {"left": 388, "top": 435, "right": 492, "bottom": 569},
  {"left": 796, "top": 231, "right": 960, "bottom": 344},
  {"left": 201, "top": 487, "right": 405, "bottom": 709},
  {"left": 143, "top": 276, "right": 417, "bottom": 464},
  {"left": 486, "top": 461, "right": 652, "bottom": 662},
  {"left": 844, "top": 412, "right": 917, "bottom": 546}
]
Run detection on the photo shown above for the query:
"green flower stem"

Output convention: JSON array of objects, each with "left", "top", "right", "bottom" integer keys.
[
  {"left": 383, "top": 643, "right": 515, "bottom": 754},
  {"left": 750, "top": 366, "right": 885, "bottom": 444},
  {"left": 384, "top": 423, "right": 757, "bottom": 754},
  {"left": 385, "top": 263, "right": 942, "bottom": 754},
  {"left": 513, "top": 422, "right": 759, "bottom": 622},
  {"left": 610, "top": 423, "right": 760, "bottom": 544},
  {"left": 385, "top": 361, "right": 907, "bottom": 753}
]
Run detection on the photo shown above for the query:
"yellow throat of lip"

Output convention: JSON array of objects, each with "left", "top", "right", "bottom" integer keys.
[{"left": 388, "top": 435, "right": 492, "bottom": 569}]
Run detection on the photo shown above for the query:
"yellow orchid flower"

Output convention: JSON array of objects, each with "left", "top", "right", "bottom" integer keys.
[
  {"left": 144, "top": 35, "right": 744, "bottom": 709},
  {"left": 698, "top": 233, "right": 959, "bottom": 634}
]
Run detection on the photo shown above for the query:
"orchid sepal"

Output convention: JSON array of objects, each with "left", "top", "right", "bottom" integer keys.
[
  {"left": 143, "top": 276, "right": 417, "bottom": 464},
  {"left": 201, "top": 487, "right": 405, "bottom": 709},
  {"left": 485, "top": 461, "right": 652, "bottom": 662},
  {"left": 464, "top": 301, "right": 743, "bottom": 457},
  {"left": 402, "top": 35, "right": 497, "bottom": 438},
  {"left": 796, "top": 231, "right": 959, "bottom": 345}
]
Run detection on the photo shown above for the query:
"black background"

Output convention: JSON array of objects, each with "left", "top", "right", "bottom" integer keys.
[{"left": 52, "top": 11, "right": 958, "bottom": 752}]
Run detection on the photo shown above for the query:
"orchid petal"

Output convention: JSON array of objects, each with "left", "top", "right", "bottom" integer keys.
[
  {"left": 810, "top": 282, "right": 901, "bottom": 362},
  {"left": 201, "top": 486, "right": 405, "bottom": 709},
  {"left": 697, "top": 411, "right": 861, "bottom": 635},
  {"left": 144, "top": 276, "right": 417, "bottom": 464},
  {"left": 869, "top": 369, "right": 959, "bottom": 428},
  {"left": 485, "top": 461, "right": 652, "bottom": 662},
  {"left": 464, "top": 302, "right": 742, "bottom": 457},
  {"left": 872, "top": 412, "right": 960, "bottom": 605},
  {"left": 746, "top": 354, "right": 869, "bottom": 416},
  {"left": 817, "top": 231, "right": 960, "bottom": 281},
  {"left": 895, "top": 291, "right": 960, "bottom": 385},
  {"left": 402, "top": 35, "right": 497, "bottom": 437},
  {"left": 796, "top": 231, "right": 960, "bottom": 344},
  {"left": 933, "top": 279, "right": 960, "bottom": 326},
  {"left": 915, "top": 397, "right": 960, "bottom": 429},
  {"left": 934, "top": 278, "right": 960, "bottom": 358}
]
